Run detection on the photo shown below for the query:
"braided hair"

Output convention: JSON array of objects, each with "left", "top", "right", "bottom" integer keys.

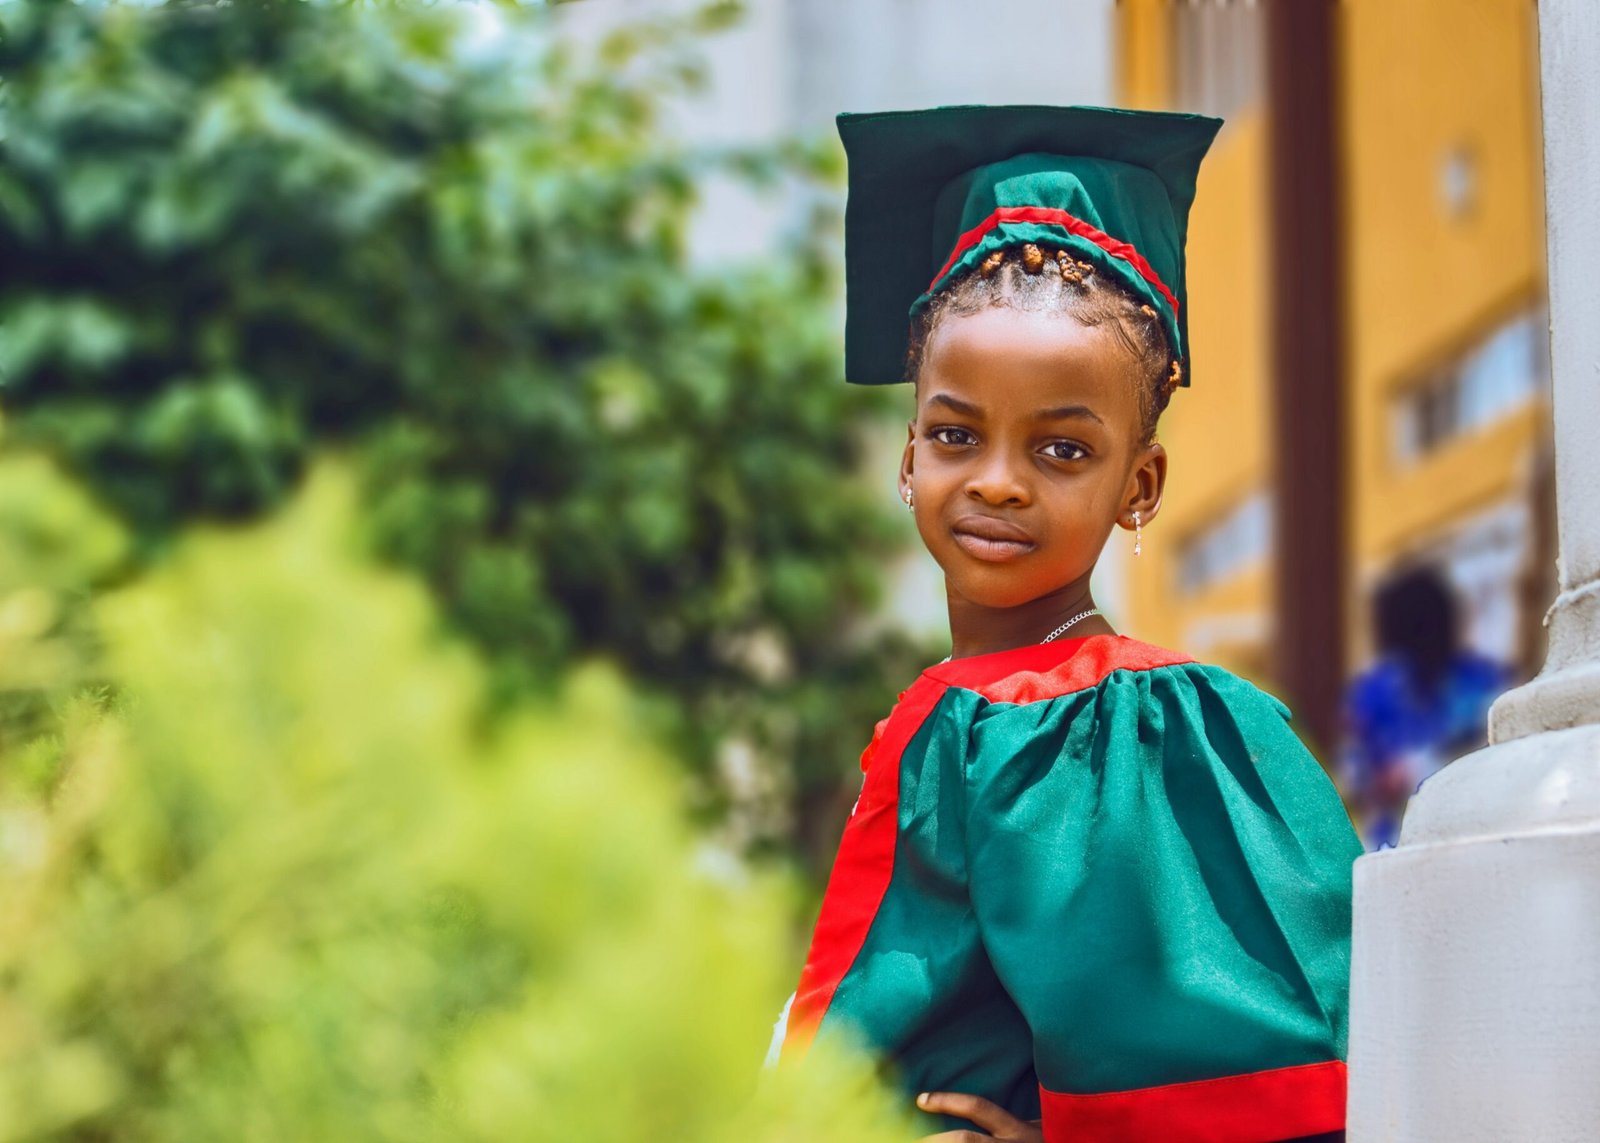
[{"left": 905, "top": 243, "right": 1182, "bottom": 444}]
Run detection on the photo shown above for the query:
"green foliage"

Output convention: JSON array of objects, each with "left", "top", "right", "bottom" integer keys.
[
  {"left": 0, "top": 447, "right": 127, "bottom": 769},
  {"left": 0, "top": 1, "right": 928, "bottom": 872},
  {"left": 0, "top": 458, "right": 912, "bottom": 1141}
]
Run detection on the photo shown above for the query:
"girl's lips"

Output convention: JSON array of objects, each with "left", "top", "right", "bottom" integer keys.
[
  {"left": 951, "top": 515, "right": 1037, "bottom": 562},
  {"left": 953, "top": 532, "right": 1036, "bottom": 561}
]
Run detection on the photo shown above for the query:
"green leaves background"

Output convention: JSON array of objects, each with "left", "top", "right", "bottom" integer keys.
[
  {"left": 0, "top": 457, "right": 912, "bottom": 1140},
  {"left": 0, "top": 0, "right": 930, "bottom": 871},
  {"left": 0, "top": 2, "right": 943, "bottom": 1135}
]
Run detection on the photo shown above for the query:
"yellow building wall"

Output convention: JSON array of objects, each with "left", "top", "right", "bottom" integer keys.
[
  {"left": 1127, "top": 110, "right": 1274, "bottom": 677},
  {"left": 1343, "top": 0, "right": 1545, "bottom": 580},
  {"left": 1119, "top": 0, "right": 1545, "bottom": 678},
  {"left": 1115, "top": 0, "right": 1172, "bottom": 111}
]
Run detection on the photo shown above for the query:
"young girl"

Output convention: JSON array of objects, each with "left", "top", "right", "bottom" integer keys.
[{"left": 775, "top": 106, "right": 1362, "bottom": 1143}]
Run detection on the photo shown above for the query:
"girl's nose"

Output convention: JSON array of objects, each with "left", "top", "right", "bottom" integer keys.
[{"left": 964, "top": 456, "right": 1030, "bottom": 506}]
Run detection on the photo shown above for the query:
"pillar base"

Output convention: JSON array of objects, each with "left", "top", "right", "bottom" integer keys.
[
  {"left": 1491, "top": 582, "right": 1600, "bottom": 745},
  {"left": 1348, "top": 725, "right": 1600, "bottom": 1142}
]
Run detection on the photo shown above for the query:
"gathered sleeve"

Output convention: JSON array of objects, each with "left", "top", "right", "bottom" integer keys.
[{"left": 962, "top": 662, "right": 1362, "bottom": 1143}]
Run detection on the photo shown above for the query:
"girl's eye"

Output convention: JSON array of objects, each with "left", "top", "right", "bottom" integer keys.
[
  {"left": 931, "top": 426, "right": 976, "bottom": 447},
  {"left": 1043, "top": 441, "right": 1088, "bottom": 462}
]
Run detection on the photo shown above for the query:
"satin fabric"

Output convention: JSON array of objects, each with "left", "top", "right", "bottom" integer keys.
[{"left": 793, "top": 641, "right": 1361, "bottom": 1140}]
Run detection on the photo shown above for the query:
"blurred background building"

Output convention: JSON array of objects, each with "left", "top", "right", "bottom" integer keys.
[
  {"left": 1117, "top": 2, "right": 1550, "bottom": 838},
  {"left": 1122, "top": 0, "right": 1548, "bottom": 674},
  {"left": 557, "top": 0, "right": 1115, "bottom": 256}
]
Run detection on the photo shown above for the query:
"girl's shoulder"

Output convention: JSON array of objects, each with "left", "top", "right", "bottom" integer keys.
[
  {"left": 921, "top": 632, "right": 1256, "bottom": 708},
  {"left": 914, "top": 633, "right": 1307, "bottom": 763},
  {"left": 887, "top": 638, "right": 1353, "bottom": 860}
]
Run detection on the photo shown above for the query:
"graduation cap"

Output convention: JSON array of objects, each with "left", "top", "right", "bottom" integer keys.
[{"left": 838, "top": 105, "right": 1222, "bottom": 387}]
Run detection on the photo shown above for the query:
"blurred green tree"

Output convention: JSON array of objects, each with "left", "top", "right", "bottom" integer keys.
[
  {"left": 0, "top": 454, "right": 915, "bottom": 1141},
  {"left": 0, "top": 1, "right": 926, "bottom": 873}
]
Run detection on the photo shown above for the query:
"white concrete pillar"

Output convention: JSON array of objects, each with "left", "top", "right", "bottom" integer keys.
[{"left": 1347, "top": 3, "right": 1600, "bottom": 1139}]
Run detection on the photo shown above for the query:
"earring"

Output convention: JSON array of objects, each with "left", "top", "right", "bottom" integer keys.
[
  {"left": 904, "top": 486, "right": 914, "bottom": 512},
  {"left": 1132, "top": 510, "right": 1143, "bottom": 557}
]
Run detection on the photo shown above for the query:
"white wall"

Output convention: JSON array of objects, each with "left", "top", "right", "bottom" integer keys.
[{"left": 557, "top": 0, "right": 1118, "bottom": 640}]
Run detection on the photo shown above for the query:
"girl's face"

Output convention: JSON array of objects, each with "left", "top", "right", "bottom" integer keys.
[{"left": 900, "top": 305, "right": 1167, "bottom": 612}]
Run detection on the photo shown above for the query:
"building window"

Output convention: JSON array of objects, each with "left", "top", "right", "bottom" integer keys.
[
  {"left": 1390, "top": 309, "right": 1550, "bottom": 466},
  {"left": 1408, "top": 501, "right": 1531, "bottom": 669},
  {"left": 1177, "top": 491, "right": 1273, "bottom": 596},
  {"left": 1172, "top": 0, "right": 1264, "bottom": 121}
]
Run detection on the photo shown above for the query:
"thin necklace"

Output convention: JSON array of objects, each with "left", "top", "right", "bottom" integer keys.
[
  {"left": 1041, "top": 606, "right": 1100, "bottom": 643},
  {"left": 939, "top": 606, "right": 1101, "bottom": 664}
]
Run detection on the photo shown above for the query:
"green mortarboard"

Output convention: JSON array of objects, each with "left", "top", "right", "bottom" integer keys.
[{"left": 838, "top": 104, "right": 1222, "bottom": 386}]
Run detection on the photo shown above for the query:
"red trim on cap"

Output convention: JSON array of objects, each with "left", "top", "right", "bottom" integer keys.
[
  {"left": 1039, "top": 1060, "right": 1347, "bottom": 1143},
  {"left": 930, "top": 205, "right": 1181, "bottom": 319},
  {"left": 780, "top": 673, "right": 950, "bottom": 1059},
  {"left": 924, "top": 634, "right": 1194, "bottom": 706}
]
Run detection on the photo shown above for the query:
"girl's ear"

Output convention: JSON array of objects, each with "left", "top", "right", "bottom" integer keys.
[
  {"left": 898, "top": 420, "right": 916, "bottom": 504},
  {"left": 1122, "top": 441, "right": 1168, "bottom": 528}
]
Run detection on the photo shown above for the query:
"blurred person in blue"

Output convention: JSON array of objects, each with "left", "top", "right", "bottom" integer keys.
[{"left": 1341, "top": 563, "right": 1512, "bottom": 850}]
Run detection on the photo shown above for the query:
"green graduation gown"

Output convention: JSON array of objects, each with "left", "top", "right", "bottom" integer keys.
[{"left": 781, "top": 634, "right": 1361, "bottom": 1142}]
